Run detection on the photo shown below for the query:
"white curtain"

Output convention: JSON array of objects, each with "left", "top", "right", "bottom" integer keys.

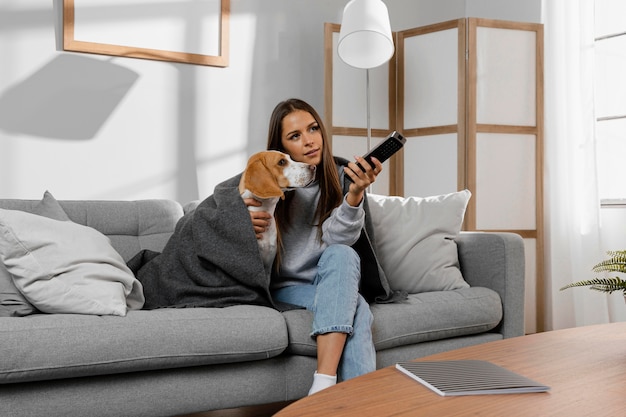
[{"left": 543, "top": 0, "right": 616, "bottom": 330}]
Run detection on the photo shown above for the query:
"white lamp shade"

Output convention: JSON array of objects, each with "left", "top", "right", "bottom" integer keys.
[{"left": 338, "top": 0, "right": 394, "bottom": 69}]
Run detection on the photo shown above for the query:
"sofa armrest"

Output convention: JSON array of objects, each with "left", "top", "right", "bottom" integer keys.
[{"left": 455, "top": 232, "right": 525, "bottom": 338}]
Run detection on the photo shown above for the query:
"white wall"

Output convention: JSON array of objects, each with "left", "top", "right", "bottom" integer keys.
[
  {"left": 0, "top": 0, "right": 541, "bottom": 203},
  {"left": 0, "top": 0, "right": 342, "bottom": 202}
]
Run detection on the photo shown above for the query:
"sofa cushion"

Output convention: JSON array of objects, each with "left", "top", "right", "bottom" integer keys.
[
  {"left": 367, "top": 191, "right": 471, "bottom": 294},
  {"left": 0, "top": 198, "right": 183, "bottom": 262},
  {"left": 282, "top": 287, "right": 502, "bottom": 356},
  {"left": 59, "top": 200, "right": 183, "bottom": 261},
  {"left": 0, "top": 305, "right": 288, "bottom": 384},
  {"left": 371, "top": 287, "right": 502, "bottom": 350},
  {"left": 0, "top": 208, "right": 144, "bottom": 316},
  {"left": 281, "top": 309, "right": 316, "bottom": 355}
]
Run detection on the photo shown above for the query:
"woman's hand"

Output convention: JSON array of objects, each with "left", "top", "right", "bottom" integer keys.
[
  {"left": 243, "top": 198, "right": 272, "bottom": 239},
  {"left": 344, "top": 156, "right": 383, "bottom": 207}
]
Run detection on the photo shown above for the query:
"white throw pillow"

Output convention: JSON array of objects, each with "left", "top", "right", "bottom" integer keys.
[
  {"left": 0, "top": 190, "right": 68, "bottom": 317},
  {"left": 367, "top": 190, "right": 471, "bottom": 294},
  {"left": 0, "top": 208, "right": 144, "bottom": 316}
]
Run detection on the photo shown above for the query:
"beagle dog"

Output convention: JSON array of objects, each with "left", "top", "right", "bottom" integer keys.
[{"left": 239, "top": 151, "right": 315, "bottom": 269}]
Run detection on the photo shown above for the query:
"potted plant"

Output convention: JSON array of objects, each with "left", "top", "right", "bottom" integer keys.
[{"left": 560, "top": 250, "right": 626, "bottom": 302}]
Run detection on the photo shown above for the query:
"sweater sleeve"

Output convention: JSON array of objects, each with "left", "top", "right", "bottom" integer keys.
[{"left": 321, "top": 196, "right": 365, "bottom": 246}]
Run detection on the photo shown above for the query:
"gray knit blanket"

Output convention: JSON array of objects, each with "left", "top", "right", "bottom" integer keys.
[
  {"left": 133, "top": 174, "right": 279, "bottom": 309},
  {"left": 132, "top": 162, "right": 403, "bottom": 310}
]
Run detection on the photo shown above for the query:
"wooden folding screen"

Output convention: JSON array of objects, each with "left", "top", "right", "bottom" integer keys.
[{"left": 325, "top": 18, "right": 544, "bottom": 333}]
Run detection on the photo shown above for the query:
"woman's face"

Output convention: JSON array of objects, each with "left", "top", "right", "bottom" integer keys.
[{"left": 280, "top": 110, "right": 324, "bottom": 167}]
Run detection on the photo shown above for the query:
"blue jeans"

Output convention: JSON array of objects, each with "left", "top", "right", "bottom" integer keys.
[{"left": 272, "top": 244, "right": 376, "bottom": 381}]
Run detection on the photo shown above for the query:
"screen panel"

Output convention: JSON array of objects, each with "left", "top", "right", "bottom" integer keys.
[
  {"left": 403, "top": 134, "right": 458, "bottom": 197},
  {"left": 475, "top": 27, "right": 536, "bottom": 126},
  {"left": 403, "top": 28, "right": 459, "bottom": 129},
  {"left": 475, "top": 133, "right": 536, "bottom": 230}
]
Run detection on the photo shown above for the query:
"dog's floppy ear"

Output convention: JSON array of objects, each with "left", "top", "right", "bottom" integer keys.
[{"left": 242, "top": 159, "right": 285, "bottom": 199}]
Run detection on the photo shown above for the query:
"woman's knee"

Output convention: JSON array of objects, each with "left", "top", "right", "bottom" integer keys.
[
  {"left": 314, "top": 244, "right": 361, "bottom": 290},
  {"left": 318, "top": 244, "right": 360, "bottom": 282},
  {"left": 320, "top": 244, "right": 359, "bottom": 265}
]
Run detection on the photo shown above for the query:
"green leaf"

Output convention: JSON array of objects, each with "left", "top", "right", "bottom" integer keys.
[
  {"left": 560, "top": 277, "right": 626, "bottom": 294},
  {"left": 592, "top": 250, "right": 626, "bottom": 274}
]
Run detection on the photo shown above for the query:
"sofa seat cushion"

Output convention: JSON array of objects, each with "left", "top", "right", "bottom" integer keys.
[
  {"left": 371, "top": 287, "right": 503, "bottom": 350},
  {"left": 0, "top": 305, "right": 287, "bottom": 384},
  {"left": 282, "top": 287, "right": 502, "bottom": 356}
]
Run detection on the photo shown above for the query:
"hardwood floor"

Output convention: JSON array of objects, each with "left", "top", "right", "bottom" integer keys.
[{"left": 178, "top": 401, "right": 294, "bottom": 417}]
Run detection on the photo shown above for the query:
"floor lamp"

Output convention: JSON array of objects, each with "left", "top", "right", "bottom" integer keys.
[{"left": 337, "top": 0, "right": 395, "bottom": 154}]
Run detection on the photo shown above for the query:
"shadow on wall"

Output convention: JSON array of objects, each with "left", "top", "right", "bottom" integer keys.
[{"left": 0, "top": 54, "right": 138, "bottom": 140}]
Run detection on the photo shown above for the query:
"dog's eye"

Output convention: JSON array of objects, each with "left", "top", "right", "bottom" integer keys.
[{"left": 278, "top": 158, "right": 287, "bottom": 166}]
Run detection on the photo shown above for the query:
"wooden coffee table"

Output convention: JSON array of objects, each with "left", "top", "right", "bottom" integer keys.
[{"left": 275, "top": 322, "right": 626, "bottom": 416}]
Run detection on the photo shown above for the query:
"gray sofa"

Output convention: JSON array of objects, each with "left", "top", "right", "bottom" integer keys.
[{"left": 0, "top": 196, "right": 525, "bottom": 417}]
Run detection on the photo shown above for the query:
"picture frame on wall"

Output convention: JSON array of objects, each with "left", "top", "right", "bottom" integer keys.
[{"left": 63, "top": 0, "right": 229, "bottom": 67}]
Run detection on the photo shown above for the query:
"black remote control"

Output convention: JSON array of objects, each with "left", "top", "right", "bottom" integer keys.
[{"left": 354, "top": 131, "right": 406, "bottom": 172}]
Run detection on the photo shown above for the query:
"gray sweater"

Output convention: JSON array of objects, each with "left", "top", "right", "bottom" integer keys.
[{"left": 272, "top": 182, "right": 365, "bottom": 288}]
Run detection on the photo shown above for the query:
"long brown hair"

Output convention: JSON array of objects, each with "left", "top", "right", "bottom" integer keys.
[{"left": 266, "top": 98, "right": 343, "bottom": 241}]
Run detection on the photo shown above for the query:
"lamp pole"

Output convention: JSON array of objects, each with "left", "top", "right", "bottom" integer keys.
[
  {"left": 366, "top": 68, "right": 371, "bottom": 153},
  {"left": 337, "top": 0, "right": 394, "bottom": 181}
]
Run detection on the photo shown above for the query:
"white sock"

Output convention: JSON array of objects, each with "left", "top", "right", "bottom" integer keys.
[{"left": 308, "top": 371, "right": 337, "bottom": 395}]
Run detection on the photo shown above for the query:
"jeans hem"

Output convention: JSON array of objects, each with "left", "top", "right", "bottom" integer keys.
[{"left": 311, "top": 325, "right": 354, "bottom": 337}]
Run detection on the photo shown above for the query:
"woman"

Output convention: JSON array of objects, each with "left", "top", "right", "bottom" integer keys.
[{"left": 245, "top": 98, "right": 388, "bottom": 395}]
